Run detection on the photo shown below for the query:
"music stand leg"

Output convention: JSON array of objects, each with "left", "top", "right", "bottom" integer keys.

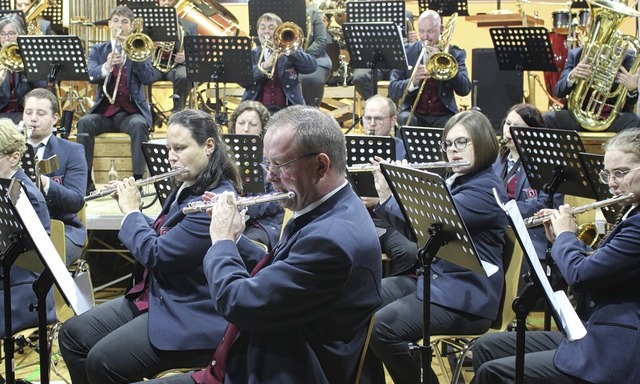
[
  {"left": 31, "top": 269, "right": 55, "bottom": 384},
  {"left": 513, "top": 282, "right": 539, "bottom": 384},
  {"left": 2, "top": 239, "right": 27, "bottom": 384}
]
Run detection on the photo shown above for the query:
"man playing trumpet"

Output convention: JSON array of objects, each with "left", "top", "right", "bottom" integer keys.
[
  {"left": 76, "top": 5, "right": 157, "bottom": 194},
  {"left": 388, "top": 10, "right": 471, "bottom": 128}
]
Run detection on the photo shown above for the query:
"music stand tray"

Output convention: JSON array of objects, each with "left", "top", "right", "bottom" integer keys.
[
  {"left": 118, "top": 0, "right": 158, "bottom": 6},
  {"left": 490, "top": 27, "right": 558, "bottom": 72},
  {"left": 399, "top": 126, "right": 444, "bottom": 174},
  {"left": 130, "top": 6, "right": 179, "bottom": 42},
  {"left": 510, "top": 126, "right": 595, "bottom": 199},
  {"left": 142, "top": 140, "right": 174, "bottom": 207},
  {"left": 248, "top": 0, "right": 307, "bottom": 37},
  {"left": 223, "top": 134, "right": 265, "bottom": 194},
  {"left": 346, "top": 1, "right": 407, "bottom": 38},
  {"left": 579, "top": 152, "right": 627, "bottom": 224},
  {"left": 346, "top": 135, "right": 396, "bottom": 198},
  {"left": 17, "top": 36, "right": 89, "bottom": 83}
]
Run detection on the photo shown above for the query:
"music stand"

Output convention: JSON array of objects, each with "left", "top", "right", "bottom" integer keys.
[
  {"left": 490, "top": 27, "right": 557, "bottom": 72},
  {"left": 345, "top": 135, "right": 396, "bottom": 197},
  {"left": 223, "top": 134, "right": 265, "bottom": 194},
  {"left": 346, "top": 1, "right": 407, "bottom": 37},
  {"left": 142, "top": 140, "right": 174, "bottom": 207},
  {"left": 343, "top": 21, "right": 408, "bottom": 97},
  {"left": 118, "top": 0, "right": 158, "bottom": 6},
  {"left": 20, "top": 145, "right": 38, "bottom": 186},
  {"left": 130, "top": 6, "right": 179, "bottom": 43},
  {"left": 399, "top": 126, "right": 445, "bottom": 175},
  {"left": 0, "top": 0, "right": 11, "bottom": 11},
  {"left": 248, "top": 0, "right": 307, "bottom": 38},
  {"left": 40, "top": 0, "right": 63, "bottom": 34},
  {"left": 420, "top": 0, "right": 469, "bottom": 16},
  {"left": 379, "top": 163, "right": 485, "bottom": 384},
  {"left": 0, "top": 11, "right": 27, "bottom": 29},
  {"left": 184, "top": 35, "right": 252, "bottom": 125},
  {"left": 0, "top": 178, "right": 93, "bottom": 384},
  {"left": 579, "top": 152, "right": 627, "bottom": 224},
  {"left": 495, "top": 191, "right": 586, "bottom": 384},
  {"left": 571, "top": 0, "right": 589, "bottom": 9}
]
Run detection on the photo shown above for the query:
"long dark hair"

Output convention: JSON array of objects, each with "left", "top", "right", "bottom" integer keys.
[
  {"left": 499, "top": 103, "right": 546, "bottom": 160},
  {"left": 167, "top": 110, "right": 242, "bottom": 194}
]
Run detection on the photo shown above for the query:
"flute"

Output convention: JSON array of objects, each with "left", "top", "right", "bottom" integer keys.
[
  {"left": 523, "top": 193, "right": 636, "bottom": 228},
  {"left": 183, "top": 191, "right": 295, "bottom": 214},
  {"left": 84, "top": 167, "right": 190, "bottom": 201},
  {"left": 348, "top": 160, "right": 470, "bottom": 172}
]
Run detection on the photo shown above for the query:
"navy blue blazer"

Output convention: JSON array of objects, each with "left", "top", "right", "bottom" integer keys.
[
  {"left": 241, "top": 47, "right": 318, "bottom": 106},
  {"left": 492, "top": 156, "right": 564, "bottom": 259},
  {"left": 203, "top": 184, "right": 382, "bottom": 383},
  {"left": 42, "top": 135, "right": 87, "bottom": 248},
  {"left": 389, "top": 42, "right": 471, "bottom": 115},
  {"left": 87, "top": 41, "right": 157, "bottom": 127},
  {"left": 555, "top": 46, "right": 638, "bottom": 112},
  {"left": 119, "top": 180, "right": 257, "bottom": 351},
  {"left": 375, "top": 167, "right": 507, "bottom": 321},
  {"left": 552, "top": 205, "right": 640, "bottom": 384},
  {"left": 245, "top": 180, "right": 283, "bottom": 249},
  {"left": 0, "top": 71, "right": 46, "bottom": 112}
]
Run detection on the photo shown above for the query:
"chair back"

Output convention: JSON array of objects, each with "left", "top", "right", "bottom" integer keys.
[
  {"left": 354, "top": 315, "right": 375, "bottom": 384},
  {"left": 491, "top": 227, "right": 524, "bottom": 331}
]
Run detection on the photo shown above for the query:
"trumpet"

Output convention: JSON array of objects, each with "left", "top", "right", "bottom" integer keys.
[
  {"left": 523, "top": 193, "right": 636, "bottom": 228},
  {"left": 85, "top": 167, "right": 190, "bottom": 201},
  {"left": 348, "top": 160, "right": 470, "bottom": 173},
  {"left": 183, "top": 191, "right": 296, "bottom": 214}
]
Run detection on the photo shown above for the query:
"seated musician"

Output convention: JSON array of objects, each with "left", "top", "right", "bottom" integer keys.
[
  {"left": 76, "top": 5, "right": 157, "bottom": 194},
  {"left": 241, "top": 12, "right": 317, "bottom": 114},
  {"left": 389, "top": 10, "right": 471, "bottom": 128},
  {"left": 299, "top": 1, "right": 332, "bottom": 107},
  {"left": 472, "top": 128, "right": 640, "bottom": 384},
  {"left": 0, "top": 14, "right": 47, "bottom": 124},
  {"left": 543, "top": 45, "right": 639, "bottom": 132},
  {"left": 15, "top": 0, "right": 53, "bottom": 35},
  {"left": 58, "top": 109, "right": 257, "bottom": 383},
  {"left": 362, "top": 110, "right": 508, "bottom": 383},
  {"left": 227, "top": 100, "right": 284, "bottom": 250},
  {"left": 0, "top": 118, "right": 57, "bottom": 338},
  {"left": 152, "top": 0, "right": 199, "bottom": 113},
  {"left": 23, "top": 88, "right": 87, "bottom": 268}
]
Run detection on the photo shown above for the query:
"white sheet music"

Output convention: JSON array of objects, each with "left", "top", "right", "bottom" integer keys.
[{"left": 493, "top": 189, "right": 586, "bottom": 341}]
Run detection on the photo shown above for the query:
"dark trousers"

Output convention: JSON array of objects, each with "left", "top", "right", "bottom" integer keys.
[
  {"left": 58, "top": 296, "right": 215, "bottom": 384},
  {"left": 360, "top": 276, "right": 492, "bottom": 384},
  {"left": 398, "top": 111, "right": 454, "bottom": 129},
  {"left": 353, "top": 68, "right": 392, "bottom": 101},
  {"left": 152, "top": 65, "right": 190, "bottom": 112},
  {"left": 0, "top": 111, "right": 22, "bottom": 124},
  {"left": 375, "top": 218, "right": 418, "bottom": 276},
  {"left": 76, "top": 111, "right": 149, "bottom": 184},
  {"left": 543, "top": 110, "right": 639, "bottom": 132},
  {"left": 299, "top": 65, "right": 332, "bottom": 107},
  {"left": 472, "top": 331, "right": 589, "bottom": 384}
]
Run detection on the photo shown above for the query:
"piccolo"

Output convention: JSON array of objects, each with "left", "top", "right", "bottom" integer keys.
[
  {"left": 523, "top": 193, "right": 636, "bottom": 228},
  {"left": 84, "top": 167, "right": 190, "bottom": 201},
  {"left": 183, "top": 191, "right": 296, "bottom": 214},
  {"left": 347, "top": 160, "right": 470, "bottom": 172}
]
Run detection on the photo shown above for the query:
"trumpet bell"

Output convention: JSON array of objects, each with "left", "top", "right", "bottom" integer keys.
[
  {"left": 425, "top": 51, "right": 458, "bottom": 81},
  {"left": 0, "top": 43, "right": 24, "bottom": 72},
  {"left": 124, "top": 33, "right": 154, "bottom": 62}
]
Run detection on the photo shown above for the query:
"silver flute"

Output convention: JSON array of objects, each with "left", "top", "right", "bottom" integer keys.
[
  {"left": 347, "top": 160, "right": 470, "bottom": 173},
  {"left": 183, "top": 191, "right": 296, "bottom": 214},
  {"left": 85, "top": 167, "right": 190, "bottom": 201},
  {"left": 523, "top": 193, "right": 636, "bottom": 228}
]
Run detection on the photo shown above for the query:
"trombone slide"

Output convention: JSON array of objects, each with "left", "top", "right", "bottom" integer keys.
[{"left": 183, "top": 191, "right": 296, "bottom": 214}]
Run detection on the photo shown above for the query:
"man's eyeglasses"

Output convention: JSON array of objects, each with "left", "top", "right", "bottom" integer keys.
[
  {"left": 440, "top": 137, "right": 471, "bottom": 152},
  {"left": 362, "top": 116, "right": 391, "bottom": 124},
  {"left": 598, "top": 165, "right": 640, "bottom": 184},
  {"left": 0, "top": 31, "right": 18, "bottom": 38},
  {"left": 260, "top": 153, "right": 319, "bottom": 177}
]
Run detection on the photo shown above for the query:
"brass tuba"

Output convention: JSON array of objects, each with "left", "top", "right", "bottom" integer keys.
[
  {"left": 24, "top": 0, "right": 57, "bottom": 36},
  {"left": 568, "top": 0, "right": 640, "bottom": 132},
  {"left": 257, "top": 22, "right": 304, "bottom": 79}
]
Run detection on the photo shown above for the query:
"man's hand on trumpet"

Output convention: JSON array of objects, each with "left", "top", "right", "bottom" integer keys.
[
  {"left": 203, "top": 191, "right": 246, "bottom": 243},
  {"left": 114, "top": 177, "right": 142, "bottom": 215},
  {"left": 540, "top": 204, "right": 578, "bottom": 243}
]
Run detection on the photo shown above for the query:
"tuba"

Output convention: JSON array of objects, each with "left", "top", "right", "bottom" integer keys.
[
  {"left": 568, "top": 0, "right": 640, "bottom": 132},
  {"left": 257, "top": 22, "right": 304, "bottom": 79},
  {"left": 24, "top": 0, "right": 57, "bottom": 36}
]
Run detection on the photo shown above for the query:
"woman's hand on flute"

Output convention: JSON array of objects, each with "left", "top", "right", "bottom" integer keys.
[
  {"left": 542, "top": 204, "right": 578, "bottom": 243},
  {"left": 115, "top": 177, "right": 142, "bottom": 215}
]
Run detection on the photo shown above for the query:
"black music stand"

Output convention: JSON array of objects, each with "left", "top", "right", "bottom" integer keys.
[
  {"left": 118, "top": 0, "right": 158, "bottom": 6},
  {"left": 0, "top": 11, "right": 26, "bottom": 29},
  {"left": 399, "top": 126, "right": 445, "bottom": 175},
  {"left": 224, "top": 134, "right": 265, "bottom": 194},
  {"left": 142, "top": 140, "right": 173, "bottom": 207},
  {"left": 495, "top": 191, "right": 586, "bottom": 384},
  {"left": 571, "top": 0, "right": 589, "bottom": 9},
  {"left": 20, "top": 145, "right": 38, "bottom": 186},
  {"left": 490, "top": 27, "right": 557, "bottom": 73},
  {"left": 184, "top": 35, "right": 252, "bottom": 125},
  {"left": 579, "top": 152, "right": 628, "bottom": 224},
  {"left": 343, "top": 21, "right": 408, "bottom": 97},
  {"left": 0, "top": 0, "right": 11, "bottom": 11},
  {"left": 130, "top": 6, "right": 179, "bottom": 43},
  {"left": 40, "top": 0, "right": 63, "bottom": 34},
  {"left": 346, "top": 1, "right": 407, "bottom": 37},
  {"left": 345, "top": 135, "right": 396, "bottom": 197},
  {"left": 248, "top": 0, "right": 307, "bottom": 38},
  {"left": 0, "top": 178, "right": 93, "bottom": 384},
  {"left": 379, "top": 163, "right": 485, "bottom": 384},
  {"left": 421, "top": 0, "right": 469, "bottom": 16}
]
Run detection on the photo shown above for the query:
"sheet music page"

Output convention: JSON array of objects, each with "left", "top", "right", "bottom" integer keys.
[
  {"left": 493, "top": 189, "right": 586, "bottom": 341},
  {"left": 13, "top": 184, "right": 93, "bottom": 315}
]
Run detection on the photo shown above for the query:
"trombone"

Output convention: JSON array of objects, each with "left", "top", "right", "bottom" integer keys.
[
  {"left": 257, "top": 22, "right": 304, "bottom": 79},
  {"left": 153, "top": 24, "right": 185, "bottom": 73}
]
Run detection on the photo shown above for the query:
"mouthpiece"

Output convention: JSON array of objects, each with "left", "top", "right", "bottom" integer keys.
[{"left": 499, "top": 138, "right": 511, "bottom": 145}]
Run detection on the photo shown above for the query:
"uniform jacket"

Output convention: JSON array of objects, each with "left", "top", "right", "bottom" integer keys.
[
  {"left": 42, "top": 135, "right": 87, "bottom": 248},
  {"left": 240, "top": 47, "right": 317, "bottom": 106},
  {"left": 375, "top": 167, "right": 507, "bottom": 321},
  {"left": 0, "top": 71, "right": 46, "bottom": 111},
  {"left": 389, "top": 41, "right": 471, "bottom": 115},
  {"left": 87, "top": 41, "right": 157, "bottom": 127},
  {"left": 202, "top": 184, "right": 382, "bottom": 383},
  {"left": 245, "top": 180, "right": 283, "bottom": 249},
  {"left": 552, "top": 205, "right": 640, "bottom": 384},
  {"left": 119, "top": 180, "right": 259, "bottom": 351},
  {"left": 306, "top": 5, "right": 332, "bottom": 70}
]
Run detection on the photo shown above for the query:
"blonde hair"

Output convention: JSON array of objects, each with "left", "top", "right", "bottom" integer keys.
[{"left": 0, "top": 119, "right": 25, "bottom": 159}]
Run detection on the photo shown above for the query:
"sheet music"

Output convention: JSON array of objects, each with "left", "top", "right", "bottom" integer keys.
[
  {"left": 493, "top": 189, "right": 586, "bottom": 341},
  {"left": 12, "top": 183, "right": 93, "bottom": 315}
]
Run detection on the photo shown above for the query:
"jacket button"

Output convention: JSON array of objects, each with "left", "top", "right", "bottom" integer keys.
[
  {"left": 432, "top": 274, "right": 438, "bottom": 280},
  {"left": 589, "top": 301, "right": 595, "bottom": 308}
]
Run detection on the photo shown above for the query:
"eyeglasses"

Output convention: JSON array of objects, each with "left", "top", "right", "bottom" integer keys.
[
  {"left": 598, "top": 165, "right": 640, "bottom": 184},
  {"left": 440, "top": 137, "right": 472, "bottom": 152},
  {"left": 362, "top": 116, "right": 391, "bottom": 124},
  {"left": 260, "top": 152, "right": 319, "bottom": 177},
  {"left": 0, "top": 31, "right": 18, "bottom": 38}
]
